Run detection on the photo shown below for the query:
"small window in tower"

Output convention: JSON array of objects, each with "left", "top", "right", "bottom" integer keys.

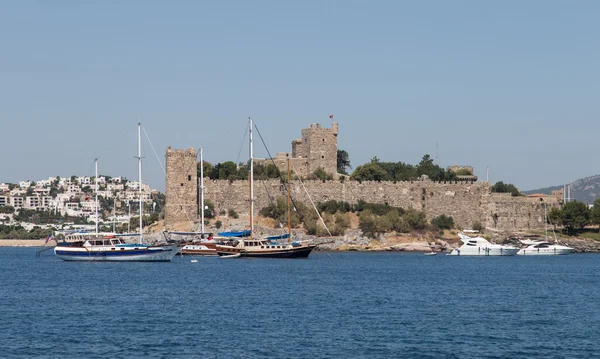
[
  {"left": 180, "top": 183, "right": 184, "bottom": 187},
  {"left": 322, "top": 139, "right": 325, "bottom": 142},
  {"left": 188, "top": 175, "right": 191, "bottom": 181},
  {"left": 322, "top": 156, "right": 325, "bottom": 159}
]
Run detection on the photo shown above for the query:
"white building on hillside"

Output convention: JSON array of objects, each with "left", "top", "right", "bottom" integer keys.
[
  {"left": 107, "top": 183, "right": 124, "bottom": 191},
  {"left": 33, "top": 187, "right": 51, "bottom": 196},
  {"left": 77, "top": 176, "right": 91, "bottom": 185},
  {"left": 19, "top": 181, "right": 32, "bottom": 188},
  {"left": 0, "top": 183, "right": 10, "bottom": 192},
  {"left": 68, "top": 185, "right": 82, "bottom": 195},
  {"left": 10, "top": 197, "right": 24, "bottom": 208}
]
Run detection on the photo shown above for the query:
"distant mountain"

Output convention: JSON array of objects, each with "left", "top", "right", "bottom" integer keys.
[{"left": 524, "top": 174, "right": 600, "bottom": 204}]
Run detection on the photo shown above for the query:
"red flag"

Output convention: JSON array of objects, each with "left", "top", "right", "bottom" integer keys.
[{"left": 329, "top": 114, "right": 333, "bottom": 119}]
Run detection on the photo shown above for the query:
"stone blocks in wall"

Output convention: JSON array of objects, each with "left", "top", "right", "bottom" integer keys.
[{"left": 165, "top": 147, "right": 198, "bottom": 229}]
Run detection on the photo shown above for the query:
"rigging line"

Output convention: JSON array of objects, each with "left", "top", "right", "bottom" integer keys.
[
  {"left": 546, "top": 211, "right": 559, "bottom": 244},
  {"left": 253, "top": 123, "right": 309, "bottom": 228},
  {"left": 142, "top": 127, "right": 196, "bottom": 228},
  {"left": 261, "top": 180, "right": 283, "bottom": 228},
  {"left": 291, "top": 163, "right": 333, "bottom": 237},
  {"left": 93, "top": 123, "right": 138, "bottom": 163},
  {"left": 235, "top": 125, "right": 249, "bottom": 165}
]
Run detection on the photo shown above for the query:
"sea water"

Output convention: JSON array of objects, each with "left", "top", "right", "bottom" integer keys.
[{"left": 1, "top": 248, "right": 599, "bottom": 358}]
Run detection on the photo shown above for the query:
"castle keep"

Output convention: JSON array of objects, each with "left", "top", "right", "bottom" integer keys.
[
  {"left": 165, "top": 147, "right": 198, "bottom": 226},
  {"left": 256, "top": 122, "right": 339, "bottom": 179},
  {"left": 165, "top": 123, "right": 559, "bottom": 232}
]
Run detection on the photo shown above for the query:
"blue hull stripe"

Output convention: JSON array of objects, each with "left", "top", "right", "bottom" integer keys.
[{"left": 55, "top": 249, "right": 171, "bottom": 257}]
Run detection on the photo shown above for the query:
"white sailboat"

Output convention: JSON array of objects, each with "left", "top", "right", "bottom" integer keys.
[{"left": 53, "top": 123, "right": 179, "bottom": 262}]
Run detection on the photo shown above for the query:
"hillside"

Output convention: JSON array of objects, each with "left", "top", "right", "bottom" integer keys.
[{"left": 524, "top": 174, "right": 600, "bottom": 204}]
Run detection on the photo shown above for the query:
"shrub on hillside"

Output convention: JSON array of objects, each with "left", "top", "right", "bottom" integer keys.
[
  {"left": 472, "top": 221, "right": 484, "bottom": 232},
  {"left": 431, "top": 215, "right": 454, "bottom": 230},
  {"left": 228, "top": 209, "right": 239, "bottom": 219},
  {"left": 318, "top": 200, "right": 351, "bottom": 215},
  {"left": 405, "top": 208, "right": 427, "bottom": 230}
]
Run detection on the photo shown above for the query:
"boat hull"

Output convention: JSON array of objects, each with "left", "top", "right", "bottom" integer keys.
[
  {"left": 216, "top": 245, "right": 317, "bottom": 258},
  {"left": 180, "top": 243, "right": 218, "bottom": 256},
  {"left": 54, "top": 244, "right": 179, "bottom": 262},
  {"left": 517, "top": 247, "right": 572, "bottom": 255},
  {"left": 448, "top": 247, "right": 519, "bottom": 256}
]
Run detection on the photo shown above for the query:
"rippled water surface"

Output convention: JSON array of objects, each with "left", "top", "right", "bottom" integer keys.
[{"left": 2, "top": 248, "right": 600, "bottom": 358}]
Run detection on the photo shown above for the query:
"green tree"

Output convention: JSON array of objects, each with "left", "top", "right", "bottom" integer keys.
[
  {"left": 0, "top": 206, "right": 15, "bottom": 214},
  {"left": 350, "top": 163, "right": 391, "bottom": 182},
  {"left": 590, "top": 199, "right": 600, "bottom": 231},
  {"left": 358, "top": 209, "right": 377, "bottom": 238},
  {"left": 313, "top": 167, "right": 333, "bottom": 181},
  {"left": 561, "top": 201, "right": 590, "bottom": 235},
  {"left": 204, "top": 199, "right": 216, "bottom": 219},
  {"left": 210, "top": 161, "right": 238, "bottom": 180},
  {"left": 472, "top": 221, "right": 484, "bottom": 232},
  {"left": 337, "top": 149, "right": 351, "bottom": 175},
  {"left": 405, "top": 208, "right": 427, "bottom": 230},
  {"left": 491, "top": 181, "right": 521, "bottom": 196},
  {"left": 548, "top": 207, "right": 563, "bottom": 229},
  {"left": 198, "top": 161, "right": 214, "bottom": 179},
  {"left": 432, "top": 215, "right": 454, "bottom": 230}
]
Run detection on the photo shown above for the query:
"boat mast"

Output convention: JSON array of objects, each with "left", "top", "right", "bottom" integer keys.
[
  {"left": 200, "top": 146, "right": 205, "bottom": 234},
  {"left": 138, "top": 122, "right": 143, "bottom": 244},
  {"left": 544, "top": 199, "right": 548, "bottom": 241},
  {"left": 113, "top": 200, "right": 116, "bottom": 233},
  {"left": 95, "top": 158, "right": 99, "bottom": 235},
  {"left": 249, "top": 118, "right": 254, "bottom": 241},
  {"left": 287, "top": 158, "right": 291, "bottom": 243}
]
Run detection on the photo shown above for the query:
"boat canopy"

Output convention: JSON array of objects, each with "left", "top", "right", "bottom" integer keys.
[
  {"left": 266, "top": 234, "right": 290, "bottom": 240},
  {"left": 217, "top": 230, "right": 251, "bottom": 238},
  {"left": 169, "top": 231, "right": 212, "bottom": 236}
]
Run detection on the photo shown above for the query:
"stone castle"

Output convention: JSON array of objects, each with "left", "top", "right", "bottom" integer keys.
[
  {"left": 165, "top": 123, "right": 560, "bottom": 232},
  {"left": 254, "top": 122, "right": 339, "bottom": 179}
]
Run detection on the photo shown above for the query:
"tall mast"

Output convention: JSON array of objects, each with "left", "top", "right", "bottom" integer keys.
[
  {"left": 138, "top": 122, "right": 143, "bottom": 244},
  {"left": 113, "top": 200, "right": 116, "bottom": 233},
  {"left": 287, "top": 158, "right": 291, "bottom": 243},
  {"left": 249, "top": 118, "right": 254, "bottom": 240},
  {"left": 200, "top": 146, "right": 205, "bottom": 234},
  {"left": 95, "top": 158, "right": 98, "bottom": 235},
  {"left": 544, "top": 200, "right": 548, "bottom": 241}
]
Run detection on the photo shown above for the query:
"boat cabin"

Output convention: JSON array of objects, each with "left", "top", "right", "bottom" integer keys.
[{"left": 85, "top": 238, "right": 126, "bottom": 246}]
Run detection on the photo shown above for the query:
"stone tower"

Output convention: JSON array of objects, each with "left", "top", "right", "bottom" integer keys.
[
  {"left": 165, "top": 146, "right": 198, "bottom": 228},
  {"left": 291, "top": 122, "right": 338, "bottom": 177}
]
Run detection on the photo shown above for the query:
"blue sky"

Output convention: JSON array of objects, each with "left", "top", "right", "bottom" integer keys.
[{"left": 1, "top": 0, "right": 599, "bottom": 191}]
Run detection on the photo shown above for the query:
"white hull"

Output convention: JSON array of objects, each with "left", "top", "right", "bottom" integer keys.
[
  {"left": 54, "top": 244, "right": 179, "bottom": 262},
  {"left": 448, "top": 247, "right": 519, "bottom": 256},
  {"left": 517, "top": 247, "right": 572, "bottom": 255}
]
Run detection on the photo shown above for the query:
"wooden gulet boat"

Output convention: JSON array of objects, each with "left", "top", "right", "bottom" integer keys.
[{"left": 215, "top": 119, "right": 317, "bottom": 258}]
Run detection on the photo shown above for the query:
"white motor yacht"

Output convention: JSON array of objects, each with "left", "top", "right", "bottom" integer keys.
[
  {"left": 516, "top": 239, "right": 572, "bottom": 255},
  {"left": 448, "top": 233, "right": 519, "bottom": 256}
]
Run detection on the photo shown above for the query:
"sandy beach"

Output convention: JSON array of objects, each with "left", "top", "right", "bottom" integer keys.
[{"left": 0, "top": 239, "right": 48, "bottom": 247}]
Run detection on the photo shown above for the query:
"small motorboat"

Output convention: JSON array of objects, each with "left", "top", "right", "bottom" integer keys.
[
  {"left": 219, "top": 253, "right": 241, "bottom": 259},
  {"left": 424, "top": 252, "right": 437, "bottom": 256}
]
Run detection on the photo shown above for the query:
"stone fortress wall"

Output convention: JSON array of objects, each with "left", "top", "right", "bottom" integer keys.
[
  {"left": 203, "top": 178, "right": 559, "bottom": 232},
  {"left": 166, "top": 122, "right": 560, "bottom": 232}
]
